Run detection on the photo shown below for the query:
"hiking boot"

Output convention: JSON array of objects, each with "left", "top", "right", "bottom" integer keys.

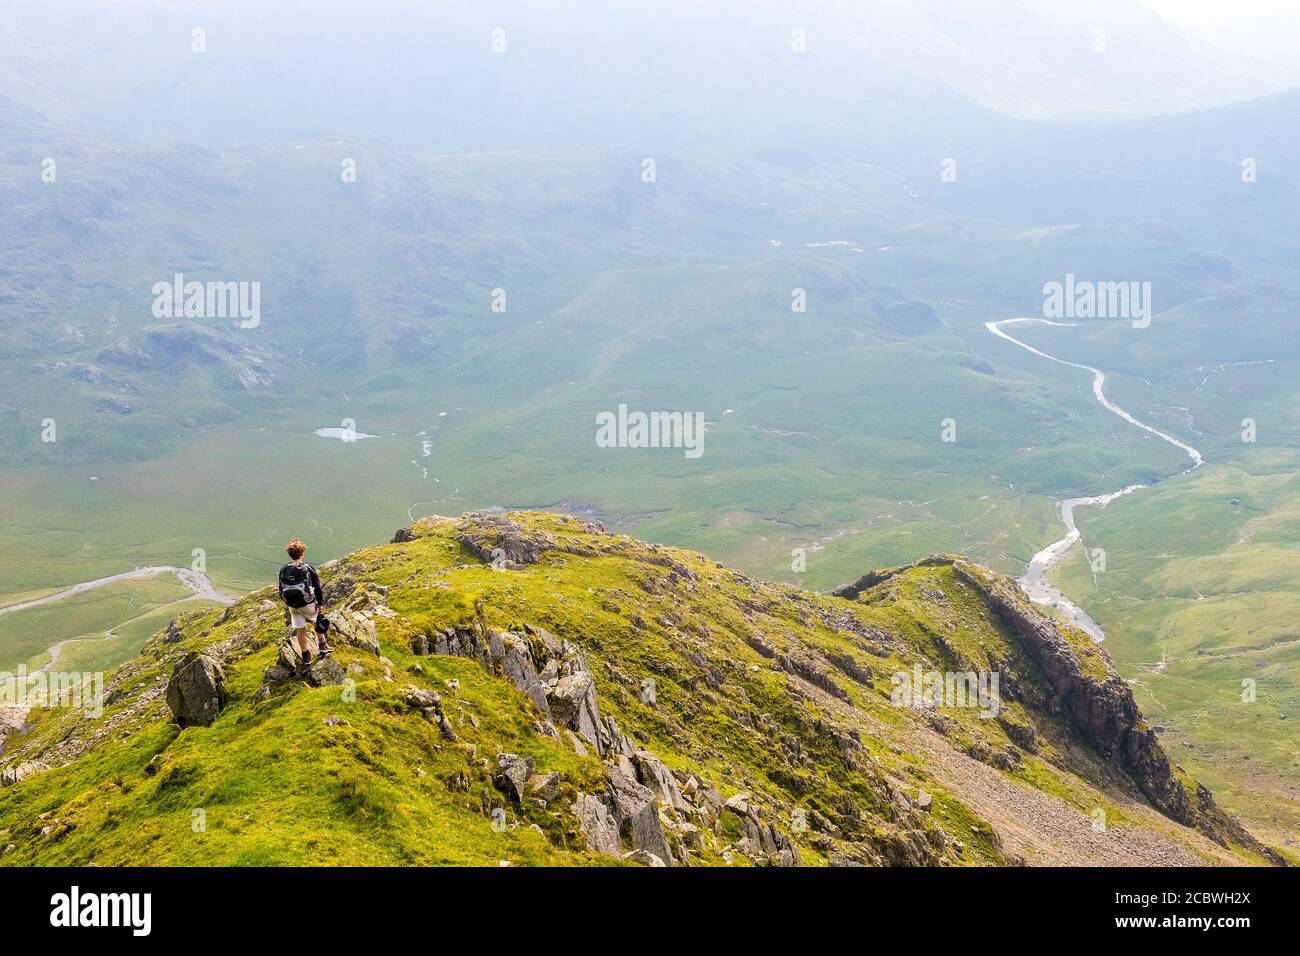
[
  {"left": 317, "top": 640, "right": 334, "bottom": 656},
  {"left": 300, "top": 647, "right": 313, "bottom": 667}
]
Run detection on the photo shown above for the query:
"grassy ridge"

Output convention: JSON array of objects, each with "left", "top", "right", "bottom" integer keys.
[{"left": 0, "top": 514, "right": 1272, "bottom": 866}]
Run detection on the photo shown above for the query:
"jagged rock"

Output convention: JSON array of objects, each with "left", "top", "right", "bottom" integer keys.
[
  {"left": 952, "top": 563, "right": 1205, "bottom": 821},
  {"left": 878, "top": 824, "right": 937, "bottom": 866},
  {"left": 164, "top": 652, "right": 228, "bottom": 727},
  {"left": 0, "top": 761, "right": 46, "bottom": 787},
  {"left": 776, "top": 651, "right": 850, "bottom": 702},
  {"left": 724, "top": 792, "right": 750, "bottom": 815},
  {"left": 402, "top": 686, "right": 442, "bottom": 710},
  {"left": 457, "top": 513, "right": 557, "bottom": 567},
  {"left": 438, "top": 715, "right": 458, "bottom": 741},
  {"left": 527, "top": 771, "right": 562, "bottom": 803},
  {"left": 916, "top": 790, "right": 933, "bottom": 812},
  {"left": 605, "top": 763, "right": 674, "bottom": 865},
  {"left": 677, "top": 821, "right": 704, "bottom": 850},
  {"left": 574, "top": 792, "right": 621, "bottom": 856},
  {"left": 547, "top": 671, "right": 601, "bottom": 754},
  {"left": 255, "top": 663, "right": 293, "bottom": 701},
  {"left": 633, "top": 750, "right": 686, "bottom": 811},
  {"left": 321, "top": 571, "right": 357, "bottom": 606},
  {"left": 612, "top": 752, "right": 637, "bottom": 781},
  {"left": 423, "top": 618, "right": 605, "bottom": 751},
  {"left": 302, "top": 656, "right": 346, "bottom": 687},
  {"left": 623, "top": 848, "right": 667, "bottom": 867},
  {"left": 0, "top": 706, "right": 27, "bottom": 738},
  {"left": 428, "top": 620, "right": 605, "bottom": 755},
  {"left": 826, "top": 650, "right": 874, "bottom": 684},
  {"left": 428, "top": 626, "right": 487, "bottom": 661},
  {"left": 277, "top": 640, "right": 308, "bottom": 671},
  {"left": 331, "top": 611, "right": 380, "bottom": 655},
  {"left": 600, "top": 715, "right": 636, "bottom": 759},
  {"left": 695, "top": 786, "right": 724, "bottom": 830},
  {"left": 925, "top": 711, "right": 957, "bottom": 736},
  {"left": 992, "top": 747, "right": 1021, "bottom": 771},
  {"left": 810, "top": 808, "right": 843, "bottom": 838},
  {"left": 493, "top": 753, "right": 535, "bottom": 803},
  {"left": 720, "top": 794, "right": 803, "bottom": 866},
  {"left": 494, "top": 632, "right": 550, "bottom": 714}
]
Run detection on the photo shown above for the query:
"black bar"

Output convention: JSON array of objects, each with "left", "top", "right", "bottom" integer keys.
[{"left": 1, "top": 866, "right": 1289, "bottom": 941}]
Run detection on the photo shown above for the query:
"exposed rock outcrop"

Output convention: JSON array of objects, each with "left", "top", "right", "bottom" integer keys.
[
  {"left": 574, "top": 791, "right": 621, "bottom": 856},
  {"left": 164, "top": 652, "right": 228, "bottom": 727},
  {"left": 456, "top": 513, "right": 558, "bottom": 567},
  {"left": 256, "top": 638, "right": 346, "bottom": 700},
  {"left": 950, "top": 561, "right": 1284, "bottom": 864},
  {"left": 417, "top": 621, "right": 604, "bottom": 755},
  {"left": 0, "top": 760, "right": 45, "bottom": 788},
  {"left": 493, "top": 753, "right": 535, "bottom": 803},
  {"left": 725, "top": 796, "right": 803, "bottom": 867}
]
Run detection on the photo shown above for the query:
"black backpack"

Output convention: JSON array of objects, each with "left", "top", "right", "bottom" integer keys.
[{"left": 278, "top": 563, "right": 316, "bottom": 609}]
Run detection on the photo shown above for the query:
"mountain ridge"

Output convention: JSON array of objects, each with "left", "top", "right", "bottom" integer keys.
[{"left": 0, "top": 512, "right": 1284, "bottom": 866}]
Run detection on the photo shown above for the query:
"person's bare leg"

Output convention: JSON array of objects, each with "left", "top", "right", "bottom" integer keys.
[{"left": 294, "top": 626, "right": 309, "bottom": 654}]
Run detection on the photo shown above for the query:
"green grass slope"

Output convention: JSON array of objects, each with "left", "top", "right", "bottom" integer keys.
[{"left": 1049, "top": 452, "right": 1300, "bottom": 854}]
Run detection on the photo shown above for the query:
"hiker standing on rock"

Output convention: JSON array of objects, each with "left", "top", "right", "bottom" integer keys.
[{"left": 278, "top": 539, "right": 332, "bottom": 664}]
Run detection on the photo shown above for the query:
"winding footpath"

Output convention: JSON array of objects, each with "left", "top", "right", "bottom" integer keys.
[{"left": 985, "top": 318, "right": 1205, "bottom": 641}]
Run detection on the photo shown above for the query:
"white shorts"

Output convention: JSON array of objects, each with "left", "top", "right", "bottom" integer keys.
[{"left": 290, "top": 603, "right": 319, "bottom": 629}]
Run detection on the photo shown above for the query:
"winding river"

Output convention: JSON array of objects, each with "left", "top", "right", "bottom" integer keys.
[
  {"left": 985, "top": 318, "right": 1205, "bottom": 642},
  {"left": 0, "top": 566, "right": 235, "bottom": 618},
  {"left": 0, "top": 566, "right": 235, "bottom": 674}
]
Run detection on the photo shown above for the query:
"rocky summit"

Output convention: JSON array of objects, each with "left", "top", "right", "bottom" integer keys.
[{"left": 0, "top": 513, "right": 1283, "bottom": 866}]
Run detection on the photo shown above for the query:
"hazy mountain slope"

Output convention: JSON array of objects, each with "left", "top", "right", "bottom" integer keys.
[
  {"left": 4, "top": 0, "right": 1295, "bottom": 154},
  {"left": 0, "top": 512, "right": 1281, "bottom": 865}
]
